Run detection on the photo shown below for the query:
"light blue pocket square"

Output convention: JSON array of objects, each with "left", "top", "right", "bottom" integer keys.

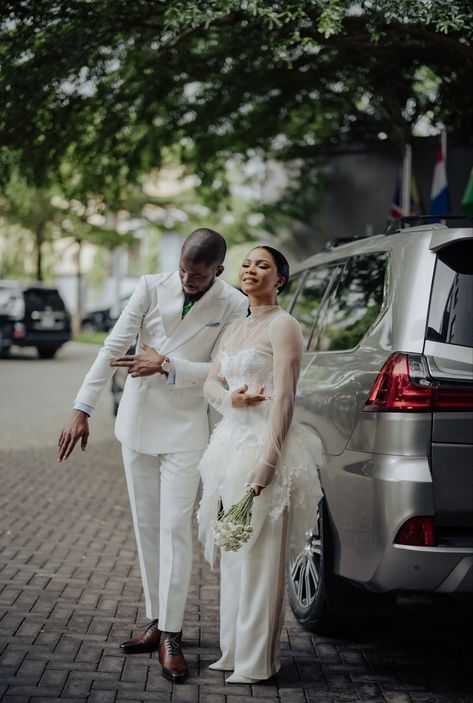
[{"left": 206, "top": 321, "right": 221, "bottom": 327}]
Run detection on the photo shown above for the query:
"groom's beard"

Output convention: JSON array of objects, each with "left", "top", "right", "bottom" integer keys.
[{"left": 182, "top": 281, "right": 215, "bottom": 304}]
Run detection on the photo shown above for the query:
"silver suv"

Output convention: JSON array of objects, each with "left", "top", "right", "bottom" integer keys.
[{"left": 282, "top": 218, "right": 473, "bottom": 633}]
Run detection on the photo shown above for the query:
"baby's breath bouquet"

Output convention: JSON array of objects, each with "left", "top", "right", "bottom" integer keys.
[{"left": 212, "top": 488, "right": 255, "bottom": 552}]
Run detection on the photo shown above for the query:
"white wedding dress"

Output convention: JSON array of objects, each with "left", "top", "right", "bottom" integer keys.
[{"left": 198, "top": 306, "right": 322, "bottom": 681}]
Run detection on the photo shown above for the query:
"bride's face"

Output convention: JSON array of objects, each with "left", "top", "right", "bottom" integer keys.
[{"left": 240, "top": 247, "right": 283, "bottom": 296}]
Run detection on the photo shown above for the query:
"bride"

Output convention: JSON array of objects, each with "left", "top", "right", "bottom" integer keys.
[{"left": 198, "top": 245, "right": 322, "bottom": 684}]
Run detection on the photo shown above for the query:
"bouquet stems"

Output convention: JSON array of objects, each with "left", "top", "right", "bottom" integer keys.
[{"left": 212, "top": 488, "right": 255, "bottom": 552}]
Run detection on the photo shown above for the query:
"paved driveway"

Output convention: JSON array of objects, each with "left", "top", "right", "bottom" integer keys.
[{"left": 0, "top": 343, "right": 472, "bottom": 702}]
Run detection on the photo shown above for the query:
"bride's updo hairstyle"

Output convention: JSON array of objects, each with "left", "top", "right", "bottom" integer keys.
[{"left": 253, "top": 245, "right": 289, "bottom": 294}]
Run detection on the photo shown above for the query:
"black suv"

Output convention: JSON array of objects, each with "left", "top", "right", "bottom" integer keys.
[{"left": 0, "top": 281, "right": 72, "bottom": 358}]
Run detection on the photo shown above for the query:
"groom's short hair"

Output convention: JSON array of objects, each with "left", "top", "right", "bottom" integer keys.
[{"left": 182, "top": 228, "right": 226, "bottom": 264}]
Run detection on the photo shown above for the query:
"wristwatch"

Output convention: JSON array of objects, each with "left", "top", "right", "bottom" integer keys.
[{"left": 161, "top": 357, "right": 171, "bottom": 374}]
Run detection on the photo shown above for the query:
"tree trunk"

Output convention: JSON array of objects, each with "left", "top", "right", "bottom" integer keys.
[
  {"left": 35, "top": 223, "right": 44, "bottom": 281},
  {"left": 72, "top": 238, "right": 83, "bottom": 337}
]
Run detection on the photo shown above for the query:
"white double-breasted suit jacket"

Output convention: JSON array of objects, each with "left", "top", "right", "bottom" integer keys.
[{"left": 75, "top": 271, "right": 248, "bottom": 455}]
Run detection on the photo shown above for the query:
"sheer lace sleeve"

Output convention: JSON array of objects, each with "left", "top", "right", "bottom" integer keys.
[
  {"left": 203, "top": 327, "right": 233, "bottom": 415},
  {"left": 247, "top": 314, "right": 303, "bottom": 488}
]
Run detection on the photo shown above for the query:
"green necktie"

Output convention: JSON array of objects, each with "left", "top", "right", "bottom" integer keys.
[{"left": 182, "top": 300, "right": 194, "bottom": 318}]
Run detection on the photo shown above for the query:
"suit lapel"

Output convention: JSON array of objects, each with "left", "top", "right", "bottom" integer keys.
[
  {"left": 162, "top": 277, "right": 227, "bottom": 354},
  {"left": 158, "top": 272, "right": 185, "bottom": 338}
]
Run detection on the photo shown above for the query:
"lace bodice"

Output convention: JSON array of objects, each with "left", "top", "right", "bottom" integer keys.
[
  {"left": 221, "top": 348, "right": 274, "bottom": 396},
  {"left": 203, "top": 306, "right": 304, "bottom": 488}
]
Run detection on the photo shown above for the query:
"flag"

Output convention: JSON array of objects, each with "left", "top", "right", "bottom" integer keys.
[
  {"left": 461, "top": 168, "right": 473, "bottom": 218},
  {"left": 389, "top": 168, "right": 423, "bottom": 220},
  {"left": 429, "top": 139, "right": 451, "bottom": 216}
]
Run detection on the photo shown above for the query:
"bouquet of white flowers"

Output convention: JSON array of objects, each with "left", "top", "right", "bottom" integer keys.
[{"left": 212, "top": 488, "right": 255, "bottom": 552}]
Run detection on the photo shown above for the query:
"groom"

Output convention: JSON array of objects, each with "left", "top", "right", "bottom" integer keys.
[{"left": 58, "top": 228, "right": 247, "bottom": 682}]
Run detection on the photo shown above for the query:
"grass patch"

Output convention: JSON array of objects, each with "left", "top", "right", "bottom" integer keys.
[{"left": 74, "top": 331, "right": 107, "bottom": 345}]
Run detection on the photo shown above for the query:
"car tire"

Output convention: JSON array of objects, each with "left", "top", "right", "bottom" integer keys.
[
  {"left": 286, "top": 498, "right": 395, "bottom": 635},
  {"left": 111, "top": 370, "right": 125, "bottom": 416},
  {"left": 37, "top": 346, "right": 59, "bottom": 359}
]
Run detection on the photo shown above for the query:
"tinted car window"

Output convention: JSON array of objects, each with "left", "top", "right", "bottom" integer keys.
[
  {"left": 24, "top": 289, "right": 66, "bottom": 312},
  {"left": 427, "top": 240, "right": 473, "bottom": 349},
  {"left": 313, "top": 252, "right": 387, "bottom": 352},
  {"left": 290, "top": 265, "right": 340, "bottom": 348}
]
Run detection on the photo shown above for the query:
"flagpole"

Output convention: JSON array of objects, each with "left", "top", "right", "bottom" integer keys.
[
  {"left": 441, "top": 129, "right": 447, "bottom": 163},
  {"left": 402, "top": 144, "right": 412, "bottom": 216},
  {"left": 441, "top": 131, "right": 447, "bottom": 218}
]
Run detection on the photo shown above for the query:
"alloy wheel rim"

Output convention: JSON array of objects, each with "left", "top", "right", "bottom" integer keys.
[{"left": 289, "top": 533, "right": 321, "bottom": 610}]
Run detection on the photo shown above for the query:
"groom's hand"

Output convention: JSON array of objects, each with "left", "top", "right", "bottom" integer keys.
[
  {"left": 58, "top": 410, "right": 89, "bottom": 461},
  {"left": 110, "top": 343, "right": 165, "bottom": 377},
  {"left": 230, "top": 384, "right": 268, "bottom": 407}
]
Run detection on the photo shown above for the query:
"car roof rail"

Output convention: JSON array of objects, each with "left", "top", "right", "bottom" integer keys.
[
  {"left": 384, "top": 215, "right": 473, "bottom": 235},
  {"left": 324, "top": 236, "right": 369, "bottom": 250}
]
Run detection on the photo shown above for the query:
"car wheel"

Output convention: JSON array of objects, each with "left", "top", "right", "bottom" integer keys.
[
  {"left": 37, "top": 346, "right": 59, "bottom": 359},
  {"left": 286, "top": 498, "right": 395, "bottom": 635},
  {"left": 287, "top": 498, "right": 340, "bottom": 634},
  {"left": 111, "top": 370, "right": 125, "bottom": 416}
]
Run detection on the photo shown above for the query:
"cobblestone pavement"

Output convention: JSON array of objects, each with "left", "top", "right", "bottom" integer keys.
[
  {"left": 1, "top": 441, "right": 472, "bottom": 703},
  {"left": 0, "top": 344, "right": 472, "bottom": 702}
]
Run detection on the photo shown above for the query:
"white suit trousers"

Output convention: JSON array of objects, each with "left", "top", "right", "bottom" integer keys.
[
  {"left": 122, "top": 445, "right": 202, "bottom": 632},
  {"left": 217, "top": 509, "right": 288, "bottom": 680}
]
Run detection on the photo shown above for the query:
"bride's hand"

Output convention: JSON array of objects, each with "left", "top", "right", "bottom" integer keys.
[{"left": 230, "top": 384, "right": 267, "bottom": 408}]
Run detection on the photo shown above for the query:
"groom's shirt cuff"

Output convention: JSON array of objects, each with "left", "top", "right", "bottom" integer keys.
[
  {"left": 165, "top": 358, "right": 176, "bottom": 385},
  {"left": 73, "top": 402, "right": 94, "bottom": 416}
]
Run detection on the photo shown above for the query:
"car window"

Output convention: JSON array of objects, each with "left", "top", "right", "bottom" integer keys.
[
  {"left": 0, "top": 286, "right": 19, "bottom": 307},
  {"left": 426, "top": 239, "right": 473, "bottom": 349},
  {"left": 290, "top": 265, "right": 340, "bottom": 348},
  {"left": 312, "top": 252, "right": 387, "bottom": 352},
  {"left": 277, "top": 271, "right": 307, "bottom": 313},
  {"left": 24, "top": 289, "right": 66, "bottom": 312}
]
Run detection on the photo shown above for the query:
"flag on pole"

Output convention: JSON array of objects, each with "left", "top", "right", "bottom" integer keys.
[
  {"left": 461, "top": 168, "right": 473, "bottom": 218},
  {"left": 429, "top": 133, "right": 451, "bottom": 216},
  {"left": 389, "top": 168, "right": 423, "bottom": 220}
]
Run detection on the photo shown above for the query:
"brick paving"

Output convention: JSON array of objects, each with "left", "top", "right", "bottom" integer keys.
[{"left": 0, "top": 440, "right": 472, "bottom": 703}]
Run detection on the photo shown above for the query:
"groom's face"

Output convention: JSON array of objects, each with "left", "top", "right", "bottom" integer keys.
[{"left": 179, "top": 255, "right": 224, "bottom": 298}]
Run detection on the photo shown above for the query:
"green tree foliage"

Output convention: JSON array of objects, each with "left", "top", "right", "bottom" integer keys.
[
  {"left": 1, "top": 0, "right": 471, "bottom": 196},
  {"left": 0, "top": 173, "right": 137, "bottom": 280}
]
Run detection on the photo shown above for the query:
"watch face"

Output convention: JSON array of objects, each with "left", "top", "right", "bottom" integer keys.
[{"left": 162, "top": 359, "right": 171, "bottom": 373}]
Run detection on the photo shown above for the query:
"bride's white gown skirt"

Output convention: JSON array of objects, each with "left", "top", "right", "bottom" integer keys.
[
  {"left": 199, "top": 344, "right": 322, "bottom": 680},
  {"left": 199, "top": 412, "right": 322, "bottom": 680}
]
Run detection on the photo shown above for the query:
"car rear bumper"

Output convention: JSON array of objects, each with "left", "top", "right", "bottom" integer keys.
[
  {"left": 369, "top": 544, "right": 473, "bottom": 593},
  {"left": 14, "top": 332, "right": 71, "bottom": 347},
  {"left": 325, "top": 449, "right": 473, "bottom": 594}
]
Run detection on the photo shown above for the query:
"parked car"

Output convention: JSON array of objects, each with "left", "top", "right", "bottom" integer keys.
[
  {"left": 0, "top": 281, "right": 71, "bottom": 358},
  {"left": 278, "top": 217, "right": 473, "bottom": 633},
  {"left": 81, "top": 295, "right": 132, "bottom": 334},
  {"left": 80, "top": 307, "right": 115, "bottom": 333}
]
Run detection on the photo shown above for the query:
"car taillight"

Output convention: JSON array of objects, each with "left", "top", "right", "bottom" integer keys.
[
  {"left": 394, "top": 516, "right": 436, "bottom": 546},
  {"left": 12, "top": 322, "right": 25, "bottom": 339},
  {"left": 435, "top": 387, "right": 473, "bottom": 410},
  {"left": 364, "top": 353, "right": 473, "bottom": 412}
]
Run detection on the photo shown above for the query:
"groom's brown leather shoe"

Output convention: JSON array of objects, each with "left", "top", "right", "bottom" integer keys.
[
  {"left": 158, "top": 631, "right": 188, "bottom": 683},
  {"left": 120, "top": 620, "right": 162, "bottom": 654}
]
